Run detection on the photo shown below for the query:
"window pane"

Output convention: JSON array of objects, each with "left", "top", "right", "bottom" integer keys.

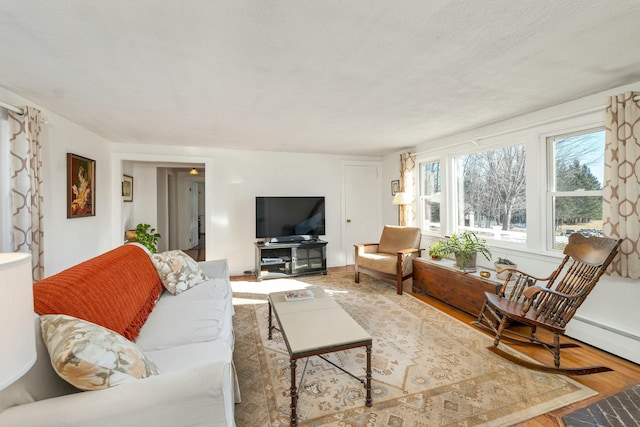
[
  {"left": 550, "top": 129, "right": 604, "bottom": 250},
  {"left": 456, "top": 145, "right": 526, "bottom": 243},
  {"left": 553, "top": 130, "right": 605, "bottom": 191},
  {"left": 553, "top": 196, "right": 603, "bottom": 249},
  {"left": 419, "top": 161, "right": 441, "bottom": 232}
]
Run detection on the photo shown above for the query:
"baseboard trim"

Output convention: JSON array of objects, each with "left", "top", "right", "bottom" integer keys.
[{"left": 567, "top": 316, "right": 640, "bottom": 364}]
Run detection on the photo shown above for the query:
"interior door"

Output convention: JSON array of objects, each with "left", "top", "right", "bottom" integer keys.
[{"left": 344, "top": 163, "right": 381, "bottom": 265}]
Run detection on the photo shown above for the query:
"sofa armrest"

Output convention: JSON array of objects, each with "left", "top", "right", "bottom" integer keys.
[
  {"left": 198, "top": 259, "right": 230, "bottom": 281},
  {"left": 0, "top": 362, "right": 235, "bottom": 427}
]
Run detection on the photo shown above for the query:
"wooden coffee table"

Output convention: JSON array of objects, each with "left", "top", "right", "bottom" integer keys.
[{"left": 268, "top": 287, "right": 372, "bottom": 426}]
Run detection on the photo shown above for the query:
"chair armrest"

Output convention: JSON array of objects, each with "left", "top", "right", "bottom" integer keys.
[
  {"left": 498, "top": 269, "right": 554, "bottom": 301},
  {"left": 523, "top": 285, "right": 584, "bottom": 301},
  {"left": 503, "top": 268, "right": 555, "bottom": 283},
  {"left": 397, "top": 248, "right": 423, "bottom": 256},
  {"left": 520, "top": 285, "right": 584, "bottom": 316},
  {"left": 0, "top": 362, "right": 234, "bottom": 427},
  {"left": 354, "top": 243, "right": 380, "bottom": 255}
]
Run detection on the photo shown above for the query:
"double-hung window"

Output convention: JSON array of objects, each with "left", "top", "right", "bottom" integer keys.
[
  {"left": 547, "top": 128, "right": 605, "bottom": 249},
  {"left": 418, "top": 160, "right": 441, "bottom": 233},
  {"left": 454, "top": 144, "right": 527, "bottom": 243}
]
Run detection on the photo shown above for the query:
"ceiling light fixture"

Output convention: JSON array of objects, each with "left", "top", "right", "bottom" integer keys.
[{"left": 190, "top": 168, "right": 199, "bottom": 175}]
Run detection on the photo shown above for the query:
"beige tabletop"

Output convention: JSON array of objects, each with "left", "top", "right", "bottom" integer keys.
[{"left": 269, "top": 287, "right": 371, "bottom": 356}]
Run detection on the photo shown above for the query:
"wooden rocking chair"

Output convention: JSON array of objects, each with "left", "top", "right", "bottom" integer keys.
[{"left": 474, "top": 233, "right": 621, "bottom": 375}]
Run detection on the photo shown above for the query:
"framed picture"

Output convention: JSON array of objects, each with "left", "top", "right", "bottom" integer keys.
[
  {"left": 391, "top": 180, "right": 400, "bottom": 196},
  {"left": 67, "top": 153, "right": 96, "bottom": 218},
  {"left": 122, "top": 175, "right": 133, "bottom": 202}
]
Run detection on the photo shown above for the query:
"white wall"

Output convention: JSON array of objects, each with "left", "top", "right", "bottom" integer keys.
[
  {"left": 112, "top": 144, "right": 380, "bottom": 275},
  {"left": 381, "top": 150, "right": 409, "bottom": 226},
  {"left": 0, "top": 87, "right": 114, "bottom": 276},
  {"left": 412, "top": 81, "right": 640, "bottom": 364},
  {"left": 131, "top": 162, "right": 159, "bottom": 236}
]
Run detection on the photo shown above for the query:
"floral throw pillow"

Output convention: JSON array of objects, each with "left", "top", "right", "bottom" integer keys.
[
  {"left": 40, "top": 314, "right": 159, "bottom": 391},
  {"left": 150, "top": 250, "right": 209, "bottom": 295}
]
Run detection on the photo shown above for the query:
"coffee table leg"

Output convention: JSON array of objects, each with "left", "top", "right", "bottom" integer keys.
[
  {"left": 365, "top": 344, "right": 372, "bottom": 407},
  {"left": 268, "top": 301, "right": 273, "bottom": 340},
  {"left": 290, "top": 358, "right": 298, "bottom": 426}
]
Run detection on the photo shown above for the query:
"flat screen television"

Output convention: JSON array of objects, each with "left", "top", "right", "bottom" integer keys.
[{"left": 256, "top": 196, "right": 326, "bottom": 239}]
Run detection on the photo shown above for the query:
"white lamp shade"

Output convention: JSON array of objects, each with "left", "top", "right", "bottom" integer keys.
[
  {"left": 392, "top": 192, "right": 413, "bottom": 205},
  {"left": 0, "top": 253, "right": 36, "bottom": 390}
]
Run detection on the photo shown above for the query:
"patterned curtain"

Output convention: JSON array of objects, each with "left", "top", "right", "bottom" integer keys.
[
  {"left": 603, "top": 92, "right": 640, "bottom": 279},
  {"left": 9, "top": 107, "right": 44, "bottom": 281},
  {"left": 399, "top": 152, "right": 416, "bottom": 226}
]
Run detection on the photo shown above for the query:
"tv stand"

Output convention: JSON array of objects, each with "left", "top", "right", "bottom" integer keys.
[{"left": 255, "top": 240, "right": 328, "bottom": 281}]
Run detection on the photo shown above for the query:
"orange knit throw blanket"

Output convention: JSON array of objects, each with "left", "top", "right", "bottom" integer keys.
[{"left": 33, "top": 245, "right": 163, "bottom": 340}]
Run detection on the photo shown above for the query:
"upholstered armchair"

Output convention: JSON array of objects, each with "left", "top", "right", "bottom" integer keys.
[{"left": 354, "top": 225, "right": 423, "bottom": 295}]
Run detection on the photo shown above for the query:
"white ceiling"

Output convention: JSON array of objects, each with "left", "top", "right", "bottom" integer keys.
[{"left": 1, "top": 1, "right": 640, "bottom": 156}]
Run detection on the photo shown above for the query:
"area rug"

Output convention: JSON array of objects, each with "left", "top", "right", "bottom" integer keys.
[
  {"left": 562, "top": 384, "right": 640, "bottom": 426},
  {"left": 232, "top": 272, "right": 596, "bottom": 427}
]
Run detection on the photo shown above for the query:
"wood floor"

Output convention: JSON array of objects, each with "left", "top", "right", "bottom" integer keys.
[{"left": 232, "top": 265, "right": 640, "bottom": 427}]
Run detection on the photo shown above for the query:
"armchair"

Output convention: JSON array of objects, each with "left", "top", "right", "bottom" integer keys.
[
  {"left": 475, "top": 233, "right": 621, "bottom": 375},
  {"left": 354, "top": 225, "right": 422, "bottom": 295}
]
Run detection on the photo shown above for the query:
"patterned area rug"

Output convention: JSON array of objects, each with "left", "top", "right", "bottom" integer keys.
[
  {"left": 232, "top": 272, "right": 596, "bottom": 427},
  {"left": 562, "top": 384, "right": 640, "bottom": 426}
]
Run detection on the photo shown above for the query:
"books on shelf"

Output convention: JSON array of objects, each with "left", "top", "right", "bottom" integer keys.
[{"left": 283, "top": 289, "right": 315, "bottom": 301}]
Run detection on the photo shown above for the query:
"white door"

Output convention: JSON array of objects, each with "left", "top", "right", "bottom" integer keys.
[
  {"left": 190, "top": 182, "right": 199, "bottom": 247},
  {"left": 344, "top": 163, "right": 381, "bottom": 265}
]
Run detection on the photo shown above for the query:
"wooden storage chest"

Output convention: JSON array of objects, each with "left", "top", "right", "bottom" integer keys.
[{"left": 412, "top": 257, "right": 502, "bottom": 317}]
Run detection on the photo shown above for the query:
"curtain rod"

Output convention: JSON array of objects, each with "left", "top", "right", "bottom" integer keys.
[{"left": 0, "top": 100, "right": 24, "bottom": 115}]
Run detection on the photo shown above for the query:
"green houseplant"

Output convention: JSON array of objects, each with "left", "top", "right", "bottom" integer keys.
[
  {"left": 435, "top": 230, "right": 491, "bottom": 270},
  {"left": 428, "top": 240, "right": 447, "bottom": 260},
  {"left": 135, "top": 223, "right": 161, "bottom": 253}
]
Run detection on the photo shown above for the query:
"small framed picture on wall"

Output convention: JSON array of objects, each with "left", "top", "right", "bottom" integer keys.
[
  {"left": 67, "top": 153, "right": 96, "bottom": 218},
  {"left": 122, "top": 175, "right": 133, "bottom": 202},
  {"left": 391, "top": 180, "right": 400, "bottom": 196}
]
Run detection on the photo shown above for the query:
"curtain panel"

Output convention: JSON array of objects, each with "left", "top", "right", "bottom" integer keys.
[
  {"left": 603, "top": 92, "right": 640, "bottom": 279},
  {"left": 399, "top": 152, "right": 416, "bottom": 226},
  {"left": 9, "top": 107, "right": 44, "bottom": 281}
]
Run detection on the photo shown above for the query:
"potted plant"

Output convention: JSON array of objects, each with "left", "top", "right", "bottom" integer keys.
[
  {"left": 135, "top": 223, "right": 161, "bottom": 253},
  {"left": 494, "top": 257, "right": 517, "bottom": 280},
  {"left": 435, "top": 230, "right": 491, "bottom": 271},
  {"left": 428, "top": 240, "right": 447, "bottom": 260}
]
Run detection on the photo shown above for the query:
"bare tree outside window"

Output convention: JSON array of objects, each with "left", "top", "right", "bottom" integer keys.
[{"left": 456, "top": 144, "right": 526, "bottom": 242}]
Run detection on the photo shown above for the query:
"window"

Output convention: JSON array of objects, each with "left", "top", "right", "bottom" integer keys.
[
  {"left": 548, "top": 128, "right": 605, "bottom": 249},
  {"left": 418, "top": 160, "right": 441, "bottom": 232},
  {"left": 455, "top": 144, "right": 526, "bottom": 243}
]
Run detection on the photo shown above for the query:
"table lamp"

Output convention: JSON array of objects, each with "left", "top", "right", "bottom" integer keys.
[
  {"left": 0, "top": 253, "right": 36, "bottom": 390},
  {"left": 392, "top": 192, "right": 413, "bottom": 225}
]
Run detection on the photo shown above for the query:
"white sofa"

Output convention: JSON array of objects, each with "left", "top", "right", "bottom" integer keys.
[{"left": 0, "top": 244, "right": 238, "bottom": 427}]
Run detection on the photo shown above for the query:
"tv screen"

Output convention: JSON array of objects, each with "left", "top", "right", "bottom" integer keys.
[{"left": 256, "top": 196, "right": 326, "bottom": 239}]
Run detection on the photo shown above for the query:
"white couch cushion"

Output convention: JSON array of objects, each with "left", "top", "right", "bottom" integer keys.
[
  {"left": 144, "top": 340, "right": 233, "bottom": 373},
  {"left": 135, "top": 298, "right": 227, "bottom": 352}
]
